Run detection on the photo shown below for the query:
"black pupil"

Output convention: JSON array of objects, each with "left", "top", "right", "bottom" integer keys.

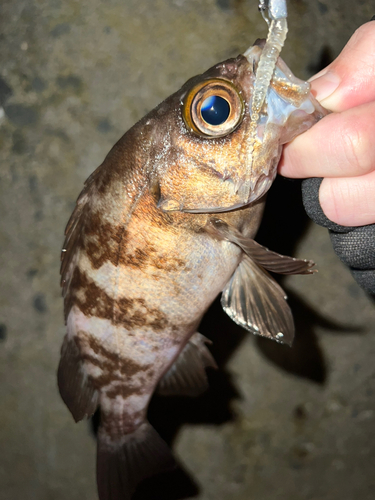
[{"left": 201, "top": 95, "right": 230, "bottom": 126}]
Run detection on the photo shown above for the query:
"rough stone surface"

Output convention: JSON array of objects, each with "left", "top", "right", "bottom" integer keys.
[{"left": 0, "top": 1, "right": 374, "bottom": 500}]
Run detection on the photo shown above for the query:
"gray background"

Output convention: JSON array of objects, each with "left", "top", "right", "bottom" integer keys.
[{"left": 1, "top": 1, "right": 375, "bottom": 499}]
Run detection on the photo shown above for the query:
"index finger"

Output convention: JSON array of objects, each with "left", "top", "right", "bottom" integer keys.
[
  {"left": 279, "top": 21, "right": 375, "bottom": 179},
  {"left": 279, "top": 100, "right": 375, "bottom": 179},
  {"left": 310, "top": 21, "right": 375, "bottom": 111}
]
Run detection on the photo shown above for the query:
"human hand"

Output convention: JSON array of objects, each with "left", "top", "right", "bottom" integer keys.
[
  {"left": 279, "top": 21, "right": 375, "bottom": 227},
  {"left": 278, "top": 21, "right": 375, "bottom": 294}
]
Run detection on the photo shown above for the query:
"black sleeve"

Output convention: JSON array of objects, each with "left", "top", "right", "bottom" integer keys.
[{"left": 302, "top": 177, "right": 375, "bottom": 295}]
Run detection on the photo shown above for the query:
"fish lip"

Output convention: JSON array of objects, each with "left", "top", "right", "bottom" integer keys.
[
  {"left": 252, "top": 38, "right": 266, "bottom": 49},
  {"left": 242, "top": 43, "right": 263, "bottom": 70},
  {"left": 181, "top": 201, "right": 249, "bottom": 214}
]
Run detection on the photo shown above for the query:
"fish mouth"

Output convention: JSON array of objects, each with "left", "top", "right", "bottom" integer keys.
[
  {"left": 235, "top": 39, "right": 321, "bottom": 208},
  {"left": 243, "top": 41, "right": 264, "bottom": 77},
  {"left": 179, "top": 172, "right": 274, "bottom": 215}
]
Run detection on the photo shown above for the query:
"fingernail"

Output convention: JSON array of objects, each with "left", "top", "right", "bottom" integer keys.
[{"left": 309, "top": 70, "right": 341, "bottom": 103}]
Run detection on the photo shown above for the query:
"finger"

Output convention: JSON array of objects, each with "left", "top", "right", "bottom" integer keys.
[
  {"left": 279, "top": 100, "right": 375, "bottom": 178},
  {"left": 309, "top": 21, "right": 375, "bottom": 111},
  {"left": 319, "top": 169, "right": 375, "bottom": 226}
]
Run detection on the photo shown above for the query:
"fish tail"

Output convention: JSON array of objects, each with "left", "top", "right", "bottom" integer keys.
[{"left": 96, "top": 420, "right": 176, "bottom": 500}]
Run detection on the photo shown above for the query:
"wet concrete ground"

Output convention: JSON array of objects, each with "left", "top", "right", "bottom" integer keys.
[{"left": 1, "top": 1, "right": 374, "bottom": 499}]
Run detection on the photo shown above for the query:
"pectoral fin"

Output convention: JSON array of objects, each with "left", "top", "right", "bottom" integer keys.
[
  {"left": 221, "top": 256, "right": 294, "bottom": 345},
  {"left": 208, "top": 220, "right": 316, "bottom": 275},
  {"left": 157, "top": 333, "right": 217, "bottom": 397}
]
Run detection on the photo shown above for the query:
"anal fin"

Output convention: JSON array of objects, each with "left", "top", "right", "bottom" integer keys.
[
  {"left": 157, "top": 333, "right": 217, "bottom": 397},
  {"left": 221, "top": 256, "right": 294, "bottom": 345},
  {"left": 57, "top": 335, "right": 99, "bottom": 422}
]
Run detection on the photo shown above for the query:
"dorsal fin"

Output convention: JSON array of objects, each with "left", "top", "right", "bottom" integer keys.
[
  {"left": 60, "top": 166, "right": 102, "bottom": 306},
  {"left": 58, "top": 334, "right": 99, "bottom": 422}
]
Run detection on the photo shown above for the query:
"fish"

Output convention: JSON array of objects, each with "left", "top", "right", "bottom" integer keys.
[{"left": 58, "top": 39, "right": 328, "bottom": 500}]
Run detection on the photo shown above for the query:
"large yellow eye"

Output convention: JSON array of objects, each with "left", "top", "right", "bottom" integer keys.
[{"left": 182, "top": 79, "right": 244, "bottom": 138}]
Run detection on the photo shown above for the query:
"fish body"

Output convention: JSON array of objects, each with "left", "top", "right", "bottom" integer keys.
[{"left": 59, "top": 43, "right": 327, "bottom": 499}]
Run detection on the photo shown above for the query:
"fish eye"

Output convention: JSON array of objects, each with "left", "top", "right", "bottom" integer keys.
[
  {"left": 201, "top": 95, "right": 230, "bottom": 126},
  {"left": 182, "top": 78, "right": 244, "bottom": 138}
]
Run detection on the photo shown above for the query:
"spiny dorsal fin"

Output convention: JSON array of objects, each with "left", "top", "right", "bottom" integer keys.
[
  {"left": 60, "top": 166, "right": 102, "bottom": 302},
  {"left": 221, "top": 256, "right": 294, "bottom": 345},
  {"left": 157, "top": 332, "right": 217, "bottom": 397}
]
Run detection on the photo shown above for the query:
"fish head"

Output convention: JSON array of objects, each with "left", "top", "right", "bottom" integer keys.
[{"left": 142, "top": 40, "right": 327, "bottom": 213}]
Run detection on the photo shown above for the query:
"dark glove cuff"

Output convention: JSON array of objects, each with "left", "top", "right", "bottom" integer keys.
[
  {"left": 330, "top": 227, "right": 375, "bottom": 269},
  {"left": 351, "top": 269, "right": 375, "bottom": 295},
  {"left": 301, "top": 178, "right": 356, "bottom": 233},
  {"left": 302, "top": 177, "right": 375, "bottom": 295}
]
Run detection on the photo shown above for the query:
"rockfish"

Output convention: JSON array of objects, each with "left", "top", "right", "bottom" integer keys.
[{"left": 58, "top": 40, "right": 327, "bottom": 500}]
